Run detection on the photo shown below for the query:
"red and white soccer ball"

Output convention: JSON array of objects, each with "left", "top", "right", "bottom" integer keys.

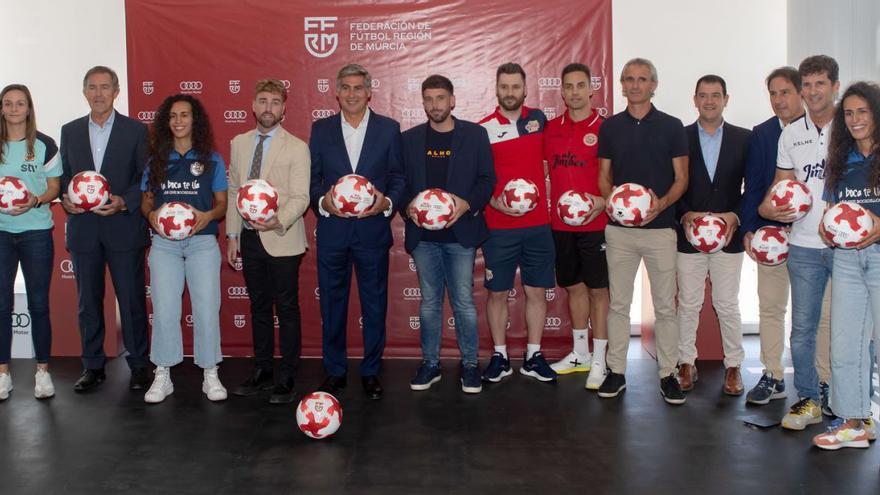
[
  {"left": 686, "top": 214, "right": 728, "bottom": 254},
  {"left": 0, "top": 176, "right": 30, "bottom": 214},
  {"left": 557, "top": 190, "right": 595, "bottom": 226},
  {"left": 501, "top": 178, "right": 539, "bottom": 214},
  {"left": 822, "top": 202, "right": 873, "bottom": 249},
  {"left": 332, "top": 174, "right": 376, "bottom": 217},
  {"left": 412, "top": 188, "right": 455, "bottom": 231},
  {"left": 156, "top": 201, "right": 196, "bottom": 240},
  {"left": 769, "top": 179, "right": 812, "bottom": 222},
  {"left": 606, "top": 183, "right": 653, "bottom": 227},
  {"left": 296, "top": 391, "right": 343, "bottom": 440},
  {"left": 751, "top": 226, "right": 790, "bottom": 266},
  {"left": 68, "top": 171, "right": 110, "bottom": 210},
  {"left": 237, "top": 179, "right": 279, "bottom": 223}
]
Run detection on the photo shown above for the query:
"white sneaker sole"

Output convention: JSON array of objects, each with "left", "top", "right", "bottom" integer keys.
[
  {"left": 746, "top": 390, "right": 787, "bottom": 405},
  {"left": 814, "top": 439, "right": 870, "bottom": 450},
  {"left": 519, "top": 367, "right": 556, "bottom": 382},
  {"left": 782, "top": 415, "right": 822, "bottom": 431},
  {"left": 662, "top": 393, "right": 686, "bottom": 405},
  {"left": 552, "top": 364, "right": 590, "bottom": 375},
  {"left": 482, "top": 368, "right": 513, "bottom": 383},
  {"left": 0, "top": 388, "right": 11, "bottom": 400},
  {"left": 145, "top": 386, "right": 174, "bottom": 404},
  {"left": 34, "top": 388, "right": 55, "bottom": 399},
  {"left": 410, "top": 375, "right": 441, "bottom": 391},
  {"left": 461, "top": 380, "right": 482, "bottom": 394},
  {"left": 598, "top": 383, "right": 626, "bottom": 398}
]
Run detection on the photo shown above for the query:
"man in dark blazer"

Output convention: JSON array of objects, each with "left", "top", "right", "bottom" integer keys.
[
  {"left": 675, "top": 74, "right": 751, "bottom": 396},
  {"left": 400, "top": 75, "right": 495, "bottom": 394},
  {"left": 309, "top": 64, "right": 405, "bottom": 400},
  {"left": 60, "top": 66, "right": 150, "bottom": 392}
]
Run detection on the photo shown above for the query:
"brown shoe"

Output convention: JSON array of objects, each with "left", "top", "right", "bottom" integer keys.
[
  {"left": 677, "top": 363, "right": 697, "bottom": 392},
  {"left": 723, "top": 366, "right": 744, "bottom": 396}
]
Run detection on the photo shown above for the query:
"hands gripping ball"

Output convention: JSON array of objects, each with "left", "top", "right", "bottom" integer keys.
[
  {"left": 501, "top": 178, "right": 539, "bottom": 214},
  {"left": 822, "top": 202, "right": 873, "bottom": 249},
  {"left": 68, "top": 171, "right": 110, "bottom": 210},
  {"left": 0, "top": 176, "right": 30, "bottom": 213},
  {"left": 769, "top": 179, "right": 812, "bottom": 222},
  {"left": 686, "top": 214, "right": 728, "bottom": 254},
  {"left": 606, "top": 183, "right": 653, "bottom": 227},
  {"left": 556, "top": 190, "right": 595, "bottom": 226},
  {"left": 237, "top": 179, "right": 279, "bottom": 223},
  {"left": 412, "top": 189, "right": 455, "bottom": 230},
  {"left": 751, "top": 226, "right": 789, "bottom": 266},
  {"left": 156, "top": 202, "right": 196, "bottom": 240},
  {"left": 332, "top": 174, "right": 376, "bottom": 217},
  {"left": 296, "top": 392, "right": 343, "bottom": 439}
]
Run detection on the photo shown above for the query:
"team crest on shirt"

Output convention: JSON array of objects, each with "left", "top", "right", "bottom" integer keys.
[
  {"left": 525, "top": 120, "right": 540, "bottom": 133},
  {"left": 190, "top": 161, "right": 205, "bottom": 176},
  {"left": 583, "top": 133, "right": 598, "bottom": 147}
]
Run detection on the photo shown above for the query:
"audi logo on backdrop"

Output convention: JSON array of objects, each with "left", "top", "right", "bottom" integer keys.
[
  {"left": 224, "top": 110, "right": 248, "bottom": 124},
  {"left": 403, "top": 287, "right": 421, "bottom": 300},
  {"left": 545, "top": 317, "right": 562, "bottom": 327},
  {"left": 402, "top": 108, "right": 423, "bottom": 119},
  {"left": 137, "top": 111, "right": 156, "bottom": 123},
  {"left": 538, "top": 77, "right": 561, "bottom": 89},
  {"left": 597, "top": 107, "right": 609, "bottom": 117},
  {"left": 179, "top": 81, "right": 203, "bottom": 92},
  {"left": 227, "top": 286, "right": 249, "bottom": 299},
  {"left": 11, "top": 313, "right": 31, "bottom": 328},
  {"left": 311, "top": 109, "right": 336, "bottom": 119}
]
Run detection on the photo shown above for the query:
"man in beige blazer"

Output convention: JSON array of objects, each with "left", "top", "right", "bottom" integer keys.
[{"left": 225, "top": 79, "right": 310, "bottom": 404}]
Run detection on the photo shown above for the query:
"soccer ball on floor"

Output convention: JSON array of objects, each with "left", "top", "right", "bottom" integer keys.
[
  {"left": 822, "top": 202, "right": 873, "bottom": 249},
  {"left": 685, "top": 214, "right": 728, "bottom": 254},
  {"left": 769, "top": 179, "right": 812, "bottom": 222},
  {"left": 156, "top": 201, "right": 196, "bottom": 240},
  {"left": 556, "top": 190, "right": 595, "bottom": 226},
  {"left": 68, "top": 171, "right": 110, "bottom": 210},
  {"left": 606, "top": 183, "right": 652, "bottom": 227},
  {"left": 751, "top": 226, "right": 789, "bottom": 266},
  {"left": 332, "top": 174, "right": 375, "bottom": 217},
  {"left": 237, "top": 179, "right": 279, "bottom": 223},
  {"left": 296, "top": 392, "right": 342, "bottom": 439},
  {"left": 412, "top": 188, "right": 455, "bottom": 230},
  {"left": 0, "top": 176, "right": 30, "bottom": 214},
  {"left": 501, "top": 178, "right": 539, "bottom": 214}
]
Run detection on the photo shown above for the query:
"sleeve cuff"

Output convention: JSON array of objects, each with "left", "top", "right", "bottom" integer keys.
[
  {"left": 383, "top": 198, "right": 394, "bottom": 218},
  {"left": 318, "top": 200, "right": 330, "bottom": 218},
  {"left": 226, "top": 233, "right": 239, "bottom": 239}
]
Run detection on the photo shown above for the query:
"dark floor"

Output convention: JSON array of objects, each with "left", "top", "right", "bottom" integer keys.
[{"left": 1, "top": 338, "right": 879, "bottom": 495}]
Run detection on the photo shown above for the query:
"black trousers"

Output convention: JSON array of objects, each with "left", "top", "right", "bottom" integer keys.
[{"left": 240, "top": 230, "right": 303, "bottom": 379}]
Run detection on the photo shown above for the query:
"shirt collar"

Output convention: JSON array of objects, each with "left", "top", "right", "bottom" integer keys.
[
  {"left": 697, "top": 119, "right": 724, "bottom": 137},
  {"left": 89, "top": 109, "right": 116, "bottom": 129},
  {"left": 341, "top": 107, "right": 371, "bottom": 130},
  {"left": 624, "top": 104, "right": 657, "bottom": 123},
  {"left": 560, "top": 109, "right": 600, "bottom": 127},
  {"left": 492, "top": 105, "right": 529, "bottom": 125},
  {"left": 256, "top": 125, "right": 281, "bottom": 139}
]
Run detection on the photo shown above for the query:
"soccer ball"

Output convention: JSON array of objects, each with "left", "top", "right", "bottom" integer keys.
[
  {"left": 751, "top": 226, "right": 789, "bottom": 266},
  {"left": 769, "top": 179, "right": 812, "bottom": 222},
  {"left": 501, "top": 178, "right": 539, "bottom": 214},
  {"left": 296, "top": 392, "right": 343, "bottom": 440},
  {"left": 237, "top": 179, "right": 279, "bottom": 223},
  {"left": 686, "top": 214, "right": 728, "bottom": 254},
  {"left": 556, "top": 190, "right": 595, "bottom": 226},
  {"left": 0, "top": 176, "right": 30, "bottom": 214},
  {"left": 68, "top": 171, "right": 110, "bottom": 210},
  {"left": 606, "top": 183, "right": 653, "bottom": 227},
  {"left": 822, "top": 202, "right": 873, "bottom": 249},
  {"left": 412, "top": 188, "right": 455, "bottom": 230},
  {"left": 156, "top": 201, "right": 196, "bottom": 240},
  {"left": 331, "top": 174, "right": 375, "bottom": 217}
]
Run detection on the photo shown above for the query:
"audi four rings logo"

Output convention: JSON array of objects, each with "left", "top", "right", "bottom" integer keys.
[
  {"left": 179, "top": 81, "right": 203, "bottom": 91},
  {"left": 228, "top": 286, "right": 249, "bottom": 297},
  {"left": 312, "top": 109, "right": 336, "bottom": 119},
  {"left": 597, "top": 107, "right": 609, "bottom": 117},
  {"left": 546, "top": 317, "right": 562, "bottom": 327},
  {"left": 538, "top": 77, "right": 561, "bottom": 88},
  {"left": 402, "top": 108, "right": 422, "bottom": 119},
  {"left": 403, "top": 288, "right": 421, "bottom": 298},
  {"left": 137, "top": 111, "right": 156, "bottom": 122},
  {"left": 11, "top": 313, "right": 31, "bottom": 328},
  {"left": 60, "top": 259, "right": 74, "bottom": 274},
  {"left": 224, "top": 110, "right": 248, "bottom": 123}
]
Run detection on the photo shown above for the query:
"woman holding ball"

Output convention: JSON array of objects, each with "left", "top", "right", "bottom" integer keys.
[
  {"left": 815, "top": 81, "right": 880, "bottom": 450},
  {"left": 140, "top": 94, "right": 228, "bottom": 404}
]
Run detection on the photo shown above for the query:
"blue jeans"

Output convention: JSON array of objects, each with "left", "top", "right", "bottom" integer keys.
[
  {"left": 148, "top": 235, "right": 222, "bottom": 369},
  {"left": 411, "top": 242, "right": 479, "bottom": 366},
  {"left": 787, "top": 244, "right": 833, "bottom": 401},
  {"left": 0, "top": 229, "right": 53, "bottom": 363},
  {"left": 829, "top": 246, "right": 880, "bottom": 419}
]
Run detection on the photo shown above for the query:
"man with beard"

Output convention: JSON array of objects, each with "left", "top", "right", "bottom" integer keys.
[
  {"left": 478, "top": 62, "right": 556, "bottom": 383},
  {"left": 401, "top": 75, "right": 495, "bottom": 393},
  {"left": 226, "top": 79, "right": 311, "bottom": 404}
]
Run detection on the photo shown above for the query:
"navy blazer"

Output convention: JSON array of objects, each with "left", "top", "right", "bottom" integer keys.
[
  {"left": 309, "top": 110, "right": 405, "bottom": 249},
  {"left": 740, "top": 115, "right": 787, "bottom": 235},
  {"left": 59, "top": 112, "right": 149, "bottom": 252},
  {"left": 676, "top": 121, "right": 751, "bottom": 253},
  {"left": 400, "top": 117, "right": 496, "bottom": 253}
]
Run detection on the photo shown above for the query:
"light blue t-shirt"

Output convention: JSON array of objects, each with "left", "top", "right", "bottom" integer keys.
[{"left": 0, "top": 132, "right": 62, "bottom": 233}]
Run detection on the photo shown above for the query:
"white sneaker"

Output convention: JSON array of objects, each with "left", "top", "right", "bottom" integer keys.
[
  {"left": 202, "top": 367, "right": 227, "bottom": 402},
  {"left": 144, "top": 367, "right": 173, "bottom": 404},
  {"left": 34, "top": 369, "right": 55, "bottom": 399},
  {"left": 0, "top": 372, "right": 12, "bottom": 400},
  {"left": 585, "top": 361, "right": 607, "bottom": 390},
  {"left": 550, "top": 351, "right": 591, "bottom": 374}
]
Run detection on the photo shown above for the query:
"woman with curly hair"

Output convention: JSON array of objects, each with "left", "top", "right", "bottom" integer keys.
[
  {"left": 814, "top": 81, "right": 880, "bottom": 450},
  {"left": 140, "top": 94, "right": 228, "bottom": 403}
]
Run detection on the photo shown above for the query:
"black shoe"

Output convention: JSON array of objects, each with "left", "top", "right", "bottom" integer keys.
[
  {"left": 597, "top": 371, "right": 626, "bottom": 398},
  {"left": 129, "top": 367, "right": 151, "bottom": 391},
  {"left": 73, "top": 369, "right": 106, "bottom": 393},
  {"left": 232, "top": 368, "right": 275, "bottom": 397},
  {"left": 362, "top": 375, "right": 383, "bottom": 400},
  {"left": 269, "top": 378, "right": 296, "bottom": 405},
  {"left": 660, "top": 374, "right": 686, "bottom": 405},
  {"left": 317, "top": 375, "right": 347, "bottom": 394}
]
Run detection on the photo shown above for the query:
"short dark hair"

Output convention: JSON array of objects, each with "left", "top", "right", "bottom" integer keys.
[
  {"left": 561, "top": 63, "right": 591, "bottom": 81},
  {"left": 421, "top": 74, "right": 454, "bottom": 95},
  {"left": 765, "top": 66, "right": 801, "bottom": 92},
  {"left": 496, "top": 62, "right": 526, "bottom": 82},
  {"left": 799, "top": 55, "right": 839, "bottom": 82},
  {"left": 82, "top": 66, "right": 119, "bottom": 91},
  {"left": 694, "top": 74, "right": 727, "bottom": 96}
]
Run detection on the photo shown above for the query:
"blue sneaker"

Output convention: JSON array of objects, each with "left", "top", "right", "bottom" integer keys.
[
  {"left": 461, "top": 364, "right": 482, "bottom": 394},
  {"left": 410, "top": 362, "right": 441, "bottom": 391},
  {"left": 746, "top": 373, "right": 786, "bottom": 405},
  {"left": 519, "top": 352, "right": 557, "bottom": 382},
  {"left": 482, "top": 352, "right": 513, "bottom": 383}
]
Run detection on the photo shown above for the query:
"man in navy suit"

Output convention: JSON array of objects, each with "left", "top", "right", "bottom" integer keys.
[
  {"left": 400, "top": 75, "right": 495, "bottom": 394},
  {"left": 674, "top": 75, "right": 751, "bottom": 396},
  {"left": 59, "top": 66, "right": 150, "bottom": 392},
  {"left": 309, "top": 64, "right": 404, "bottom": 400}
]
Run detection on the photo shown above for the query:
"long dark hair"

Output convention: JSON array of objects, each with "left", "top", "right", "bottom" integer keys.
[
  {"left": 825, "top": 82, "right": 880, "bottom": 195},
  {"left": 0, "top": 84, "right": 37, "bottom": 164},
  {"left": 147, "top": 93, "right": 214, "bottom": 193}
]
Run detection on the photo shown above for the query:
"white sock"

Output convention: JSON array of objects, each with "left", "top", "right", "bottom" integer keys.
[
  {"left": 592, "top": 339, "right": 608, "bottom": 365},
  {"left": 526, "top": 344, "right": 541, "bottom": 360},
  {"left": 572, "top": 328, "right": 589, "bottom": 356},
  {"left": 494, "top": 345, "right": 508, "bottom": 359}
]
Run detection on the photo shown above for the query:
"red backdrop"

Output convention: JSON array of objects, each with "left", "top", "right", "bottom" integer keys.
[{"left": 83, "top": 0, "right": 614, "bottom": 360}]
